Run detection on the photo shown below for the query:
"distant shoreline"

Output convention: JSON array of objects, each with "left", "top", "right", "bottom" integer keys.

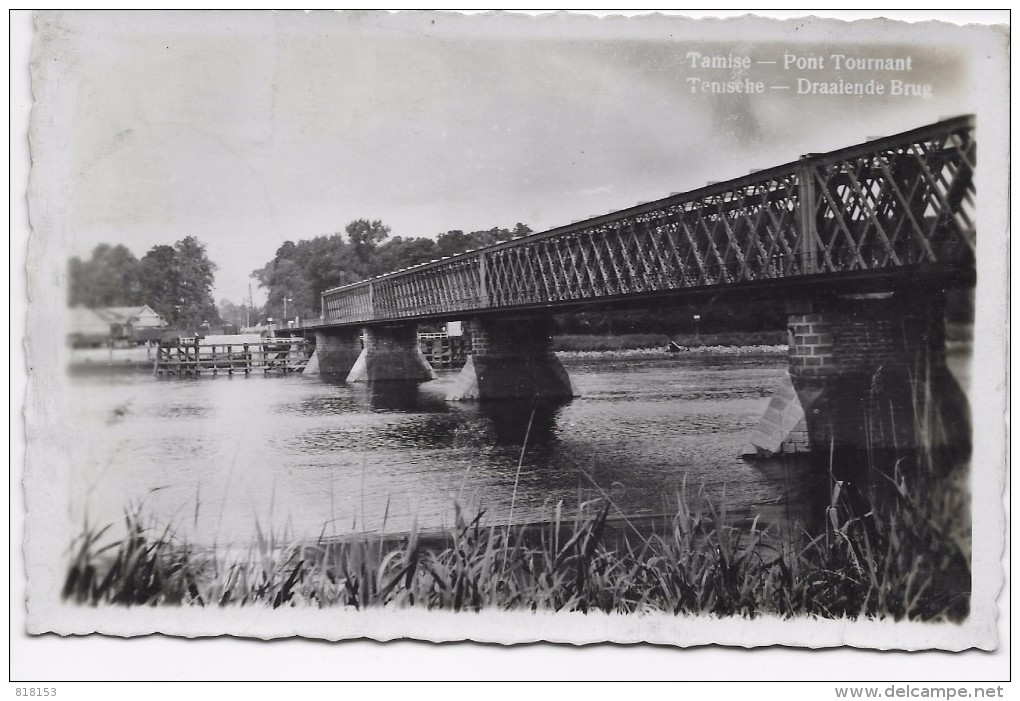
[
  {"left": 557, "top": 345, "right": 786, "bottom": 361},
  {"left": 68, "top": 344, "right": 788, "bottom": 375},
  {"left": 67, "top": 326, "right": 971, "bottom": 373}
]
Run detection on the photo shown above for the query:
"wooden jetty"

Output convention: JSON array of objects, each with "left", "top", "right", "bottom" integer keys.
[{"left": 153, "top": 337, "right": 311, "bottom": 376}]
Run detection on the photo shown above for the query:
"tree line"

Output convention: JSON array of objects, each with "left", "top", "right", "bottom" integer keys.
[
  {"left": 68, "top": 222, "right": 798, "bottom": 337},
  {"left": 251, "top": 218, "right": 790, "bottom": 335},
  {"left": 68, "top": 236, "right": 221, "bottom": 330},
  {"left": 252, "top": 220, "right": 533, "bottom": 322}
]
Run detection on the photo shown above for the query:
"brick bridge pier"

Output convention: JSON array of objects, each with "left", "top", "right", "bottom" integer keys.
[{"left": 750, "top": 289, "right": 969, "bottom": 462}]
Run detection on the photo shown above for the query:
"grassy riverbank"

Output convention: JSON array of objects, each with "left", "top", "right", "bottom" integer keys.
[{"left": 64, "top": 455, "right": 969, "bottom": 619}]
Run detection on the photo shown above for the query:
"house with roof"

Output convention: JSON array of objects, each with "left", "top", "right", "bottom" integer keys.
[{"left": 69, "top": 305, "right": 168, "bottom": 346}]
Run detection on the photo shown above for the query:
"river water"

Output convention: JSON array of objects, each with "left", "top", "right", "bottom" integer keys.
[{"left": 68, "top": 354, "right": 827, "bottom": 545}]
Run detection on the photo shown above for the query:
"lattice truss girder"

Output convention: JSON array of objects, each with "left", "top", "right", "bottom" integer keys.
[
  {"left": 323, "top": 119, "right": 974, "bottom": 323},
  {"left": 373, "top": 258, "right": 482, "bottom": 319},
  {"left": 324, "top": 286, "right": 372, "bottom": 324},
  {"left": 485, "top": 175, "right": 807, "bottom": 306},
  {"left": 808, "top": 128, "right": 975, "bottom": 273}
]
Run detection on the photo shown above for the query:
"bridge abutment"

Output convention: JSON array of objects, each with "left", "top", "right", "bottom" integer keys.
[
  {"left": 778, "top": 292, "right": 968, "bottom": 465},
  {"left": 310, "top": 328, "right": 363, "bottom": 376},
  {"left": 347, "top": 323, "right": 436, "bottom": 383},
  {"left": 446, "top": 316, "right": 574, "bottom": 401}
]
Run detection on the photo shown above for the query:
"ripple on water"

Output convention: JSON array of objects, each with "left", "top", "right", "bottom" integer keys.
[{"left": 67, "top": 355, "right": 824, "bottom": 542}]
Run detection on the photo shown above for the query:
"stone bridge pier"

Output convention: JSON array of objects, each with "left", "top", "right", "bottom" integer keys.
[
  {"left": 308, "top": 324, "right": 435, "bottom": 382},
  {"left": 446, "top": 315, "right": 574, "bottom": 401},
  {"left": 308, "top": 327, "right": 362, "bottom": 376},
  {"left": 347, "top": 323, "right": 436, "bottom": 383},
  {"left": 753, "top": 291, "right": 969, "bottom": 466}
]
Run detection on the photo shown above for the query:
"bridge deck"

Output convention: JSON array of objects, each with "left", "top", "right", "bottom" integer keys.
[{"left": 322, "top": 115, "right": 974, "bottom": 326}]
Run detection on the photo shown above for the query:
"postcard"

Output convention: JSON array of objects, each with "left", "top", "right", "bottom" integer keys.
[{"left": 21, "top": 10, "right": 1008, "bottom": 657}]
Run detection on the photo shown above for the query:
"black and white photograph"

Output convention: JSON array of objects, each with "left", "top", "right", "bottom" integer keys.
[{"left": 14, "top": 9, "right": 1009, "bottom": 677}]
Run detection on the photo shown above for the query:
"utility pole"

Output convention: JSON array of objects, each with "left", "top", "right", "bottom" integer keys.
[{"left": 247, "top": 283, "right": 253, "bottom": 328}]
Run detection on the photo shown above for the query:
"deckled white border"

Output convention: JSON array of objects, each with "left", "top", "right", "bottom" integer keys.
[
  {"left": 14, "top": 9, "right": 1009, "bottom": 678},
  {"left": 36, "top": 607, "right": 999, "bottom": 651}
]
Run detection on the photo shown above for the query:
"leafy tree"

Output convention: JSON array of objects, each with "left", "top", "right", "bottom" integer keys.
[
  {"left": 68, "top": 244, "right": 141, "bottom": 307},
  {"left": 252, "top": 220, "right": 533, "bottom": 318},
  {"left": 262, "top": 257, "right": 316, "bottom": 324},
  {"left": 374, "top": 236, "right": 438, "bottom": 273},
  {"left": 218, "top": 298, "right": 250, "bottom": 328},
  {"left": 138, "top": 245, "right": 179, "bottom": 320},
  {"left": 435, "top": 224, "right": 529, "bottom": 258},
  {"left": 69, "top": 237, "right": 221, "bottom": 329},
  {"left": 138, "top": 237, "right": 221, "bottom": 328},
  {"left": 511, "top": 222, "right": 533, "bottom": 239},
  {"left": 252, "top": 235, "right": 354, "bottom": 322},
  {"left": 172, "top": 236, "right": 220, "bottom": 327},
  {"left": 346, "top": 218, "right": 391, "bottom": 273}
]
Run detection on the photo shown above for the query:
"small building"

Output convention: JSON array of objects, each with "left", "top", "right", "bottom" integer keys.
[
  {"left": 68, "top": 307, "right": 114, "bottom": 347},
  {"left": 68, "top": 304, "right": 168, "bottom": 346}
]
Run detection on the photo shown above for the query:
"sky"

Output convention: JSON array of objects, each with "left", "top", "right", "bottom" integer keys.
[{"left": 30, "top": 10, "right": 992, "bottom": 306}]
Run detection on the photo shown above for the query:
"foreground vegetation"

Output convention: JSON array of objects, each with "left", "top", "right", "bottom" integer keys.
[{"left": 63, "top": 456, "right": 969, "bottom": 619}]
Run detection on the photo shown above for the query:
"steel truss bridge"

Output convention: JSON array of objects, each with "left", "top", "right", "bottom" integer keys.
[{"left": 322, "top": 116, "right": 975, "bottom": 326}]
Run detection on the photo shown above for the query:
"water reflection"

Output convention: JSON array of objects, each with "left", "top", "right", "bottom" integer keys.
[
  {"left": 67, "top": 355, "right": 832, "bottom": 544},
  {"left": 474, "top": 399, "right": 568, "bottom": 447},
  {"left": 359, "top": 380, "right": 448, "bottom": 414}
]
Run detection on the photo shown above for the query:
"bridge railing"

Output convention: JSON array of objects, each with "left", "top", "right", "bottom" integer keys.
[{"left": 322, "top": 115, "right": 974, "bottom": 325}]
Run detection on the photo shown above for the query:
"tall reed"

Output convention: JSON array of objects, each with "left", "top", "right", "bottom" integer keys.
[{"left": 62, "top": 469, "right": 968, "bottom": 620}]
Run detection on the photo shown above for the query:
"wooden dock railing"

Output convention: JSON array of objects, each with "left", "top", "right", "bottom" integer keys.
[{"left": 153, "top": 338, "right": 311, "bottom": 376}]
